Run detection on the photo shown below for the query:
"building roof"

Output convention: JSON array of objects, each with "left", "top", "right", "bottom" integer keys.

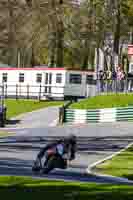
[{"left": 0, "top": 66, "right": 94, "bottom": 73}]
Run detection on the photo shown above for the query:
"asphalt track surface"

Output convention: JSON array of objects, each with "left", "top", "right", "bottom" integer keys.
[
  {"left": 0, "top": 133, "right": 133, "bottom": 184},
  {"left": 1, "top": 107, "right": 133, "bottom": 184}
]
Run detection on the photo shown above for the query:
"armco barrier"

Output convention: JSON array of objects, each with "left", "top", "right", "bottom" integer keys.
[{"left": 64, "top": 106, "right": 133, "bottom": 124}]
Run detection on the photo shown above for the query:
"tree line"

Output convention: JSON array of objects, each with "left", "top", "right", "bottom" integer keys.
[{"left": 0, "top": 0, "right": 133, "bottom": 70}]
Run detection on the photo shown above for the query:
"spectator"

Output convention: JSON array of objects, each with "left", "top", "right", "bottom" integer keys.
[
  {"left": 112, "top": 69, "right": 117, "bottom": 92},
  {"left": 106, "top": 69, "right": 112, "bottom": 92},
  {"left": 98, "top": 70, "right": 105, "bottom": 92},
  {"left": 121, "top": 70, "right": 126, "bottom": 92},
  {"left": 116, "top": 67, "right": 125, "bottom": 92}
]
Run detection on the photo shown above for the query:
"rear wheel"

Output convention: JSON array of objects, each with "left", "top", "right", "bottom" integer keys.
[
  {"left": 42, "top": 156, "right": 57, "bottom": 174},
  {"left": 32, "top": 165, "right": 41, "bottom": 172},
  {"left": 32, "top": 159, "right": 41, "bottom": 173}
]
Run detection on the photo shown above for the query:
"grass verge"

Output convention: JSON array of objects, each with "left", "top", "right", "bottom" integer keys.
[
  {"left": 69, "top": 94, "right": 133, "bottom": 109},
  {"left": 0, "top": 131, "right": 14, "bottom": 137},
  {"left": 0, "top": 176, "right": 133, "bottom": 199},
  {"left": 5, "top": 99, "right": 64, "bottom": 119},
  {"left": 93, "top": 145, "right": 133, "bottom": 181}
]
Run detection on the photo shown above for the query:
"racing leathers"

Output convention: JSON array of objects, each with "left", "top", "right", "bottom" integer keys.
[{"left": 36, "top": 138, "right": 77, "bottom": 170}]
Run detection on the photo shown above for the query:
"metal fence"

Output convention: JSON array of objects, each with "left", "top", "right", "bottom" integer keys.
[
  {"left": 0, "top": 84, "right": 64, "bottom": 100},
  {"left": 1, "top": 80, "right": 132, "bottom": 101}
]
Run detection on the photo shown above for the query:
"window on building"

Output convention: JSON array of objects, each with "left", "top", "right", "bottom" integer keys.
[
  {"left": 86, "top": 75, "right": 93, "bottom": 84},
  {"left": 86, "top": 74, "right": 96, "bottom": 84},
  {"left": 2, "top": 73, "right": 8, "bottom": 82},
  {"left": 19, "top": 73, "right": 24, "bottom": 83},
  {"left": 56, "top": 73, "right": 62, "bottom": 83},
  {"left": 45, "top": 73, "right": 48, "bottom": 84},
  {"left": 69, "top": 74, "right": 81, "bottom": 84},
  {"left": 36, "top": 73, "right": 42, "bottom": 83}
]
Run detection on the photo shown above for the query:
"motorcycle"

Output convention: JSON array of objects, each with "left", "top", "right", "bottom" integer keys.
[{"left": 32, "top": 148, "right": 69, "bottom": 174}]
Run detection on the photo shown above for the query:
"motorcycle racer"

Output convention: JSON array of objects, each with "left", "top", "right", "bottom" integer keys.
[{"left": 32, "top": 134, "right": 77, "bottom": 173}]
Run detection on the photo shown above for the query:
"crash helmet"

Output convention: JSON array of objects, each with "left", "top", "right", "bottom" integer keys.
[{"left": 64, "top": 134, "right": 77, "bottom": 145}]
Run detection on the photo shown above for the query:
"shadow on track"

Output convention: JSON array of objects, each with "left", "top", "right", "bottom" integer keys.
[{"left": 0, "top": 156, "right": 133, "bottom": 185}]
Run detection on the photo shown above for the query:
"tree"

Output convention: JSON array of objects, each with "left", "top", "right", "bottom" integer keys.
[
  {"left": 0, "top": 0, "right": 31, "bottom": 66},
  {"left": 0, "top": 0, "right": 133, "bottom": 69},
  {"left": 127, "top": 0, "right": 133, "bottom": 44}
]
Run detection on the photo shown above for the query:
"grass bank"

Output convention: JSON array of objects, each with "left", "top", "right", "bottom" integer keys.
[
  {"left": 93, "top": 145, "right": 133, "bottom": 181},
  {"left": 4, "top": 99, "right": 64, "bottom": 119},
  {"left": 0, "top": 131, "right": 14, "bottom": 137},
  {"left": 0, "top": 176, "right": 133, "bottom": 200},
  {"left": 69, "top": 94, "right": 133, "bottom": 109}
]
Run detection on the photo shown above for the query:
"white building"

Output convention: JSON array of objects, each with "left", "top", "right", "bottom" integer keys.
[{"left": 0, "top": 67, "right": 96, "bottom": 100}]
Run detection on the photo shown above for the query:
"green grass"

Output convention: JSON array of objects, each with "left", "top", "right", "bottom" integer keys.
[
  {"left": 4, "top": 99, "right": 64, "bottom": 119},
  {"left": 69, "top": 94, "right": 133, "bottom": 109},
  {"left": 0, "top": 176, "right": 133, "bottom": 200},
  {"left": 0, "top": 131, "right": 14, "bottom": 137},
  {"left": 94, "top": 145, "right": 133, "bottom": 180}
]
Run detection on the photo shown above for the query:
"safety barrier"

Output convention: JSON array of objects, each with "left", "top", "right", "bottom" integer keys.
[{"left": 64, "top": 106, "right": 133, "bottom": 124}]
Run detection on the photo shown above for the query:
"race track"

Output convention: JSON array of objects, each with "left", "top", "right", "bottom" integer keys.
[{"left": 0, "top": 133, "right": 133, "bottom": 184}]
